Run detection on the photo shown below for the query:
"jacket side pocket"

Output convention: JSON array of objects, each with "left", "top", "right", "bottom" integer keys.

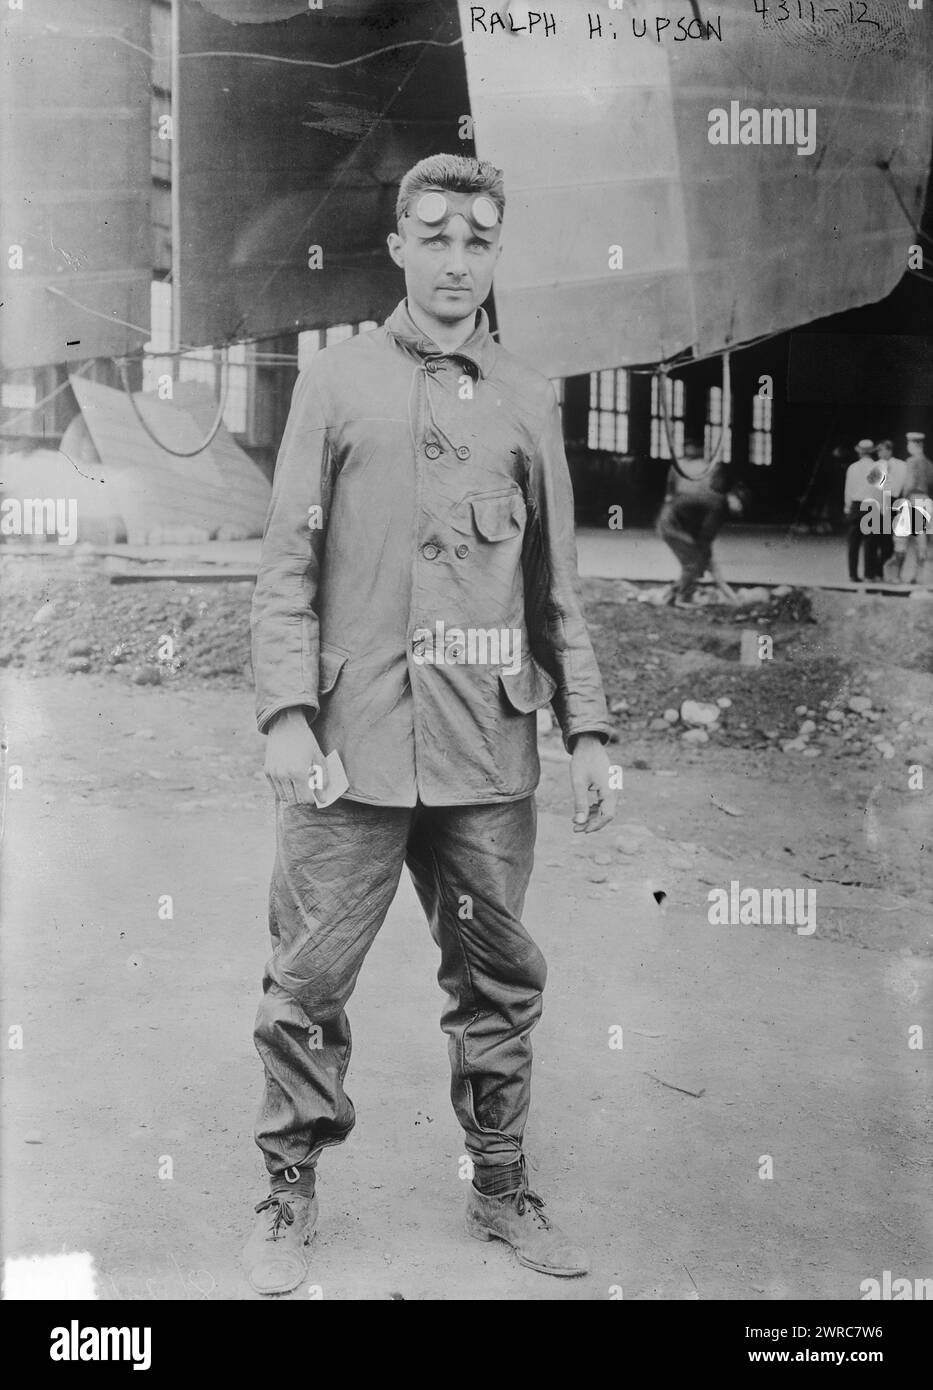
[
  {"left": 319, "top": 643, "right": 349, "bottom": 695},
  {"left": 499, "top": 655, "right": 557, "bottom": 713}
]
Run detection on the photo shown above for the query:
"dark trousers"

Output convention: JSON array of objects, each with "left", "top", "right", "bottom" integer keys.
[
  {"left": 254, "top": 795, "right": 544, "bottom": 1181},
  {"left": 846, "top": 503, "right": 883, "bottom": 580},
  {"left": 657, "top": 504, "right": 709, "bottom": 597}
]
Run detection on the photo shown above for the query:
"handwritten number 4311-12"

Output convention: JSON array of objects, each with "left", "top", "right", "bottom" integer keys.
[{"left": 755, "top": 0, "right": 882, "bottom": 25}]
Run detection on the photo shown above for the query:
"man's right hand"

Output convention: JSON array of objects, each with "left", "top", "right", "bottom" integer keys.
[{"left": 264, "top": 708, "right": 325, "bottom": 804}]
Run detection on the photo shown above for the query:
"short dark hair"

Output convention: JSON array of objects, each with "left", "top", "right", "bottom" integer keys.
[
  {"left": 877, "top": 439, "right": 894, "bottom": 450},
  {"left": 396, "top": 153, "right": 505, "bottom": 226}
]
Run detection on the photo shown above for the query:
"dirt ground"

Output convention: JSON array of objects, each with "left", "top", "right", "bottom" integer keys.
[{"left": 1, "top": 552, "right": 931, "bottom": 1300}]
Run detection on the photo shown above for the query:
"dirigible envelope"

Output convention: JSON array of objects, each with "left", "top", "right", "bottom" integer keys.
[{"left": 457, "top": 0, "right": 933, "bottom": 375}]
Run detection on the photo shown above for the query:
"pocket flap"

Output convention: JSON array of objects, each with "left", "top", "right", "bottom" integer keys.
[
  {"left": 318, "top": 643, "right": 348, "bottom": 694},
  {"left": 471, "top": 492, "right": 525, "bottom": 542},
  {"left": 499, "top": 656, "right": 557, "bottom": 713}
]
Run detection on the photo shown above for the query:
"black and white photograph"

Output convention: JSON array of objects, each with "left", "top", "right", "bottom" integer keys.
[{"left": 1, "top": 0, "right": 931, "bottom": 1335}]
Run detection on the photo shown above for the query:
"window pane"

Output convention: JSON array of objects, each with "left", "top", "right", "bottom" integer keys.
[
  {"left": 297, "top": 329, "right": 324, "bottom": 369},
  {"left": 142, "top": 279, "right": 173, "bottom": 394},
  {"left": 179, "top": 346, "right": 213, "bottom": 385},
  {"left": 650, "top": 373, "right": 684, "bottom": 459},
  {"left": 588, "top": 369, "right": 629, "bottom": 454},
  {"left": 587, "top": 410, "right": 599, "bottom": 450},
  {"left": 325, "top": 323, "right": 353, "bottom": 346},
  {"left": 751, "top": 431, "right": 773, "bottom": 466},
  {"left": 223, "top": 342, "right": 248, "bottom": 435}
]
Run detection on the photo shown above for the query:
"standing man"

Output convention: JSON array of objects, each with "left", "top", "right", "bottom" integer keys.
[
  {"left": 893, "top": 432, "right": 933, "bottom": 585},
  {"left": 843, "top": 439, "right": 884, "bottom": 582},
  {"left": 244, "top": 154, "right": 616, "bottom": 1295},
  {"left": 875, "top": 439, "right": 907, "bottom": 578}
]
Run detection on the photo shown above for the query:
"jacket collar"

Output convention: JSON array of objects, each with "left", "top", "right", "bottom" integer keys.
[{"left": 384, "top": 299, "right": 496, "bottom": 379}]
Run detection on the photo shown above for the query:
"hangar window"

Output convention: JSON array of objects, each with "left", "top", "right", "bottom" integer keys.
[
  {"left": 222, "top": 343, "right": 249, "bottom": 435},
  {"left": 142, "top": 278, "right": 174, "bottom": 397},
  {"left": 178, "top": 342, "right": 249, "bottom": 436},
  {"left": 705, "top": 385, "right": 732, "bottom": 462},
  {"left": 650, "top": 374, "right": 684, "bottom": 460},
  {"left": 298, "top": 321, "right": 378, "bottom": 369},
  {"left": 588, "top": 369, "right": 629, "bottom": 453},
  {"left": 750, "top": 393, "right": 773, "bottom": 466}
]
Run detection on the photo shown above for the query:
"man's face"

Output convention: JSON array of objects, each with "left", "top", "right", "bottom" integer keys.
[
  {"left": 387, "top": 189, "right": 502, "bottom": 328},
  {"left": 877, "top": 445, "right": 892, "bottom": 460},
  {"left": 907, "top": 439, "right": 924, "bottom": 457}
]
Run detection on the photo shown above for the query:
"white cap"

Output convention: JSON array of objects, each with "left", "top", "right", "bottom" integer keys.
[
  {"left": 856, "top": 439, "right": 875, "bottom": 452},
  {"left": 906, "top": 431, "right": 925, "bottom": 441}
]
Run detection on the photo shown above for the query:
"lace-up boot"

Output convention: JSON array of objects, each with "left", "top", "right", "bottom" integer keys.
[
  {"left": 465, "top": 1168, "right": 588, "bottom": 1277},
  {"left": 243, "top": 1181, "right": 318, "bottom": 1295}
]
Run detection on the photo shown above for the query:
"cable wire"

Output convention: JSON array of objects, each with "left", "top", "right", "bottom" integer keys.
[
  {"left": 657, "top": 355, "right": 728, "bottom": 484},
  {"left": 36, "top": 28, "right": 464, "bottom": 72},
  {"left": 44, "top": 284, "right": 296, "bottom": 361},
  {"left": 0, "top": 365, "right": 93, "bottom": 432},
  {"left": 40, "top": 25, "right": 155, "bottom": 60},
  {"left": 45, "top": 285, "right": 151, "bottom": 339},
  {"left": 877, "top": 161, "right": 933, "bottom": 245},
  {"left": 116, "top": 354, "right": 229, "bottom": 459},
  {"left": 179, "top": 36, "right": 463, "bottom": 70}
]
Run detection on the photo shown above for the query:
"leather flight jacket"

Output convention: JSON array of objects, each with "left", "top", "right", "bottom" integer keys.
[{"left": 251, "top": 298, "right": 613, "bottom": 805}]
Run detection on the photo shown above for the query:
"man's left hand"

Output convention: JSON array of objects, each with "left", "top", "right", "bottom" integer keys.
[{"left": 569, "top": 734, "right": 617, "bottom": 833}]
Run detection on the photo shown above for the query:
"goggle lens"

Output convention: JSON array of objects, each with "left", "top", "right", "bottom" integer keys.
[
  {"left": 471, "top": 195, "right": 499, "bottom": 228},
  {"left": 415, "top": 191, "right": 450, "bottom": 225},
  {"left": 411, "top": 191, "right": 500, "bottom": 229}
]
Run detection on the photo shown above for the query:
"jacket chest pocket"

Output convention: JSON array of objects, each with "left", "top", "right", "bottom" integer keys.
[{"left": 464, "top": 489, "right": 527, "bottom": 543}]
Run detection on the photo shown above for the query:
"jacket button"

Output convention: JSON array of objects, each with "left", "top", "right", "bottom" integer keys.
[
  {"left": 425, "top": 442, "right": 441, "bottom": 459},
  {"left": 422, "top": 542, "right": 440, "bottom": 560},
  {"left": 426, "top": 360, "right": 439, "bottom": 373},
  {"left": 455, "top": 543, "right": 470, "bottom": 559},
  {"left": 455, "top": 445, "right": 471, "bottom": 460}
]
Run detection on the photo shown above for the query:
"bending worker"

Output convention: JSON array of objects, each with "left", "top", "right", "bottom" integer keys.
[{"left": 657, "top": 442, "right": 746, "bottom": 605}]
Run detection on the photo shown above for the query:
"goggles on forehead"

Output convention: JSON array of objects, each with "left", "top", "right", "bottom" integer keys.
[{"left": 405, "top": 190, "right": 500, "bottom": 230}]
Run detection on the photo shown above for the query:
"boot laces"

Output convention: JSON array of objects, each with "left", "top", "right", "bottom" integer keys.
[
  {"left": 510, "top": 1155, "right": 551, "bottom": 1229},
  {"left": 516, "top": 1187, "right": 552, "bottom": 1230},
  {"left": 255, "top": 1195, "right": 295, "bottom": 1242}
]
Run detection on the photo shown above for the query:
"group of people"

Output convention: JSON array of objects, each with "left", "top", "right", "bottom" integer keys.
[{"left": 844, "top": 433, "right": 933, "bottom": 584}]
